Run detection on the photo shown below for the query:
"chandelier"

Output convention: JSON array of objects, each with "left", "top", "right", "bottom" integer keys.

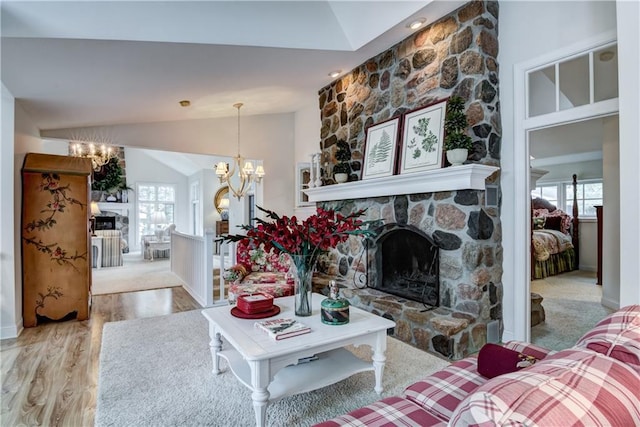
[
  {"left": 71, "top": 142, "right": 117, "bottom": 171},
  {"left": 215, "top": 103, "right": 265, "bottom": 200}
]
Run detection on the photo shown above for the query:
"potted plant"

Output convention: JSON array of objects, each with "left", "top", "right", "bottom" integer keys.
[
  {"left": 334, "top": 140, "right": 351, "bottom": 183},
  {"left": 444, "top": 96, "right": 473, "bottom": 166},
  {"left": 92, "top": 157, "right": 125, "bottom": 201}
]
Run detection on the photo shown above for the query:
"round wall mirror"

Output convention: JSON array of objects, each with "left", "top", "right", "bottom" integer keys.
[{"left": 214, "top": 186, "right": 229, "bottom": 214}]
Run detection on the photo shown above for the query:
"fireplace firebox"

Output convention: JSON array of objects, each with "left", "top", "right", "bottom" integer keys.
[{"left": 370, "top": 227, "right": 439, "bottom": 307}]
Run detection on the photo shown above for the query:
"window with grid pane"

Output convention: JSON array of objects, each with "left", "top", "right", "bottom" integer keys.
[
  {"left": 137, "top": 183, "right": 176, "bottom": 241},
  {"left": 531, "top": 185, "right": 558, "bottom": 207},
  {"left": 565, "top": 181, "right": 602, "bottom": 217}
]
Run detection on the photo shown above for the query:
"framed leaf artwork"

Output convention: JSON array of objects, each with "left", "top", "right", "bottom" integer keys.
[
  {"left": 399, "top": 99, "right": 447, "bottom": 174},
  {"left": 361, "top": 117, "right": 401, "bottom": 180}
]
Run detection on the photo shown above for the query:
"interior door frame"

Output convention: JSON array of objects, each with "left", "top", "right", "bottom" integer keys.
[{"left": 512, "top": 31, "right": 618, "bottom": 342}]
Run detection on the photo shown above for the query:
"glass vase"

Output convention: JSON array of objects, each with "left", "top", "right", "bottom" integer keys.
[{"left": 290, "top": 255, "right": 315, "bottom": 317}]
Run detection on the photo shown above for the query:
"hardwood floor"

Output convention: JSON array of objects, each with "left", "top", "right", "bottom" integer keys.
[{"left": 1, "top": 287, "right": 200, "bottom": 426}]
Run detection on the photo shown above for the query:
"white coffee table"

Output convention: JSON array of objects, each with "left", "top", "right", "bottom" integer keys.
[{"left": 201, "top": 294, "right": 396, "bottom": 427}]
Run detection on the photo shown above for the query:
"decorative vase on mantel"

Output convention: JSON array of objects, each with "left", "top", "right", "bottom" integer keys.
[{"left": 446, "top": 148, "right": 468, "bottom": 167}]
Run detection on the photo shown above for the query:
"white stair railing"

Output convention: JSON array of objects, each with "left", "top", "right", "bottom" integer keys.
[{"left": 171, "top": 230, "right": 233, "bottom": 307}]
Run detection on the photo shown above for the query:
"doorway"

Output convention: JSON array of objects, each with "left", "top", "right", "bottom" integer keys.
[{"left": 527, "top": 116, "right": 617, "bottom": 350}]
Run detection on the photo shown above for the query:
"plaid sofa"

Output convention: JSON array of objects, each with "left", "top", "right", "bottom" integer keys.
[{"left": 315, "top": 305, "right": 640, "bottom": 426}]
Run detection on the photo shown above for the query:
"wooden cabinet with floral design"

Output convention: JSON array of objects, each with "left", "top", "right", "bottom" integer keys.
[{"left": 21, "top": 153, "right": 92, "bottom": 327}]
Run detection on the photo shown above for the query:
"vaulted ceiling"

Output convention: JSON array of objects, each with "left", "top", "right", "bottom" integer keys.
[{"left": 1, "top": 1, "right": 465, "bottom": 130}]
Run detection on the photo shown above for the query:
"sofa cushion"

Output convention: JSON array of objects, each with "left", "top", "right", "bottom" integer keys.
[
  {"left": 574, "top": 304, "right": 640, "bottom": 373},
  {"left": 403, "top": 358, "right": 487, "bottom": 422},
  {"left": 312, "top": 396, "right": 446, "bottom": 427},
  {"left": 450, "top": 348, "right": 640, "bottom": 426}
]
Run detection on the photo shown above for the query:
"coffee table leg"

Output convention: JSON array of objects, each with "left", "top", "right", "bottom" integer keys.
[
  {"left": 371, "top": 331, "right": 388, "bottom": 394},
  {"left": 210, "top": 329, "right": 223, "bottom": 375},
  {"left": 249, "top": 360, "right": 270, "bottom": 427}
]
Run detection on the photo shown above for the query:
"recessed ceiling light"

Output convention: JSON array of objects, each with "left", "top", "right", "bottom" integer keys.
[
  {"left": 328, "top": 70, "right": 341, "bottom": 79},
  {"left": 598, "top": 51, "right": 615, "bottom": 62},
  {"left": 407, "top": 18, "right": 426, "bottom": 30},
  {"left": 179, "top": 100, "right": 191, "bottom": 107}
]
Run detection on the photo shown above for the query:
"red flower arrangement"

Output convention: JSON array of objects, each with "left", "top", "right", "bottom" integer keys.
[{"left": 224, "top": 206, "right": 374, "bottom": 315}]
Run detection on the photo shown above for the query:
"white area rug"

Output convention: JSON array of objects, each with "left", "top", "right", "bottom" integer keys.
[
  {"left": 96, "top": 310, "right": 449, "bottom": 427},
  {"left": 92, "top": 254, "right": 183, "bottom": 295}
]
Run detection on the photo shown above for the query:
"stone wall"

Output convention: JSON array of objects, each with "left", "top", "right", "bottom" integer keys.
[
  {"left": 319, "top": 0, "right": 500, "bottom": 180},
  {"left": 315, "top": 1, "right": 502, "bottom": 360}
]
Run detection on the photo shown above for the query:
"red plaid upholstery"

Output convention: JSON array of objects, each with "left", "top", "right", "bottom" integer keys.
[
  {"left": 503, "top": 340, "right": 556, "bottom": 360},
  {"left": 312, "top": 396, "right": 446, "bottom": 427},
  {"left": 403, "top": 358, "right": 486, "bottom": 422},
  {"left": 574, "top": 304, "right": 640, "bottom": 373},
  {"left": 450, "top": 348, "right": 640, "bottom": 426}
]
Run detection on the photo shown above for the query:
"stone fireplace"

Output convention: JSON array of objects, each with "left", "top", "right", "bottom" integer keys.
[
  {"left": 371, "top": 224, "right": 439, "bottom": 307},
  {"left": 308, "top": 1, "right": 502, "bottom": 360},
  {"left": 308, "top": 167, "right": 501, "bottom": 360}
]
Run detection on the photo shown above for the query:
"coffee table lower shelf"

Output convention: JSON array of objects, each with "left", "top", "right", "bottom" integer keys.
[{"left": 218, "top": 347, "right": 373, "bottom": 401}]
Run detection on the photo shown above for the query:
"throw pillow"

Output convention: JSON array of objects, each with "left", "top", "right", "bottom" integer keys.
[
  {"left": 544, "top": 215, "right": 563, "bottom": 231},
  {"left": 477, "top": 343, "right": 537, "bottom": 379},
  {"left": 533, "top": 217, "right": 546, "bottom": 230}
]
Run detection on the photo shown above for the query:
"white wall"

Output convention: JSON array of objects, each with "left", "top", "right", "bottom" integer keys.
[
  {"left": 578, "top": 221, "right": 598, "bottom": 272},
  {"left": 616, "top": 0, "right": 640, "bottom": 305},
  {"left": 124, "top": 147, "right": 190, "bottom": 251},
  {"left": 41, "top": 112, "right": 296, "bottom": 218},
  {"left": 601, "top": 111, "right": 621, "bottom": 307},
  {"left": 2, "top": 100, "right": 47, "bottom": 338},
  {"left": 293, "top": 101, "right": 322, "bottom": 219},
  {"left": 499, "top": 0, "right": 618, "bottom": 342},
  {"left": 1, "top": 84, "right": 18, "bottom": 339}
]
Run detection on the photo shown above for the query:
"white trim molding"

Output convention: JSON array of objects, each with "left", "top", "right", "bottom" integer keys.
[
  {"left": 510, "top": 30, "right": 619, "bottom": 342},
  {"left": 305, "top": 164, "right": 499, "bottom": 203}
]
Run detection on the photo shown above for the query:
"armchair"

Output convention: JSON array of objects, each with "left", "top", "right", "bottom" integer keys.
[
  {"left": 94, "top": 230, "right": 126, "bottom": 267},
  {"left": 142, "top": 224, "right": 175, "bottom": 260},
  {"left": 223, "top": 241, "right": 295, "bottom": 302}
]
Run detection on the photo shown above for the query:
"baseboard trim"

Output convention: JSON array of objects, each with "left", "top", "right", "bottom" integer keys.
[
  {"left": 1, "top": 318, "right": 23, "bottom": 340},
  {"left": 601, "top": 296, "right": 619, "bottom": 310}
]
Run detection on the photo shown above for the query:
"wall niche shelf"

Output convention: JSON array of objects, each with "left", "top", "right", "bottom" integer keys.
[{"left": 304, "top": 164, "right": 499, "bottom": 203}]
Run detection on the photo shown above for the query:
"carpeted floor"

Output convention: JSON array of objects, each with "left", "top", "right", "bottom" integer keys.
[
  {"left": 92, "top": 253, "right": 184, "bottom": 295},
  {"left": 96, "top": 310, "right": 450, "bottom": 427},
  {"left": 530, "top": 270, "right": 614, "bottom": 351},
  {"left": 93, "top": 252, "right": 232, "bottom": 295}
]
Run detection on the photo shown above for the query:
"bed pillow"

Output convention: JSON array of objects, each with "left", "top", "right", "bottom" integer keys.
[
  {"left": 544, "top": 216, "right": 563, "bottom": 231},
  {"left": 533, "top": 217, "right": 545, "bottom": 230},
  {"left": 532, "top": 197, "right": 557, "bottom": 212}
]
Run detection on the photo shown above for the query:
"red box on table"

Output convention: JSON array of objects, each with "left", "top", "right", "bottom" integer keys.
[{"left": 236, "top": 292, "right": 274, "bottom": 314}]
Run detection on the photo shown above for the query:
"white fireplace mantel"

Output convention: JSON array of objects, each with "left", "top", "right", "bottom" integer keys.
[{"left": 304, "top": 164, "right": 499, "bottom": 203}]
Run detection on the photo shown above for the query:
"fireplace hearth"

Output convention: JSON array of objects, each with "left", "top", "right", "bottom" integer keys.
[{"left": 372, "top": 227, "right": 439, "bottom": 307}]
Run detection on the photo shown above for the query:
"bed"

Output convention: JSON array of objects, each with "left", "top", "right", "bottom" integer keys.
[{"left": 531, "top": 174, "right": 579, "bottom": 280}]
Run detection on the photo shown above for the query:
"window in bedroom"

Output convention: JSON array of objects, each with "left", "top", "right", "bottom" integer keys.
[
  {"left": 565, "top": 181, "right": 603, "bottom": 217},
  {"left": 531, "top": 180, "right": 602, "bottom": 218},
  {"left": 530, "top": 185, "right": 558, "bottom": 207},
  {"left": 137, "top": 183, "right": 176, "bottom": 242}
]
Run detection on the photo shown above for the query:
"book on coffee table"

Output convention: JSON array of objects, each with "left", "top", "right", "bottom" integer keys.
[{"left": 255, "top": 318, "right": 311, "bottom": 340}]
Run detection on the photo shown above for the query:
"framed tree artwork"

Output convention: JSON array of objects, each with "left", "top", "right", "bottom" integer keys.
[
  {"left": 361, "top": 117, "right": 401, "bottom": 180},
  {"left": 399, "top": 99, "right": 447, "bottom": 174}
]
